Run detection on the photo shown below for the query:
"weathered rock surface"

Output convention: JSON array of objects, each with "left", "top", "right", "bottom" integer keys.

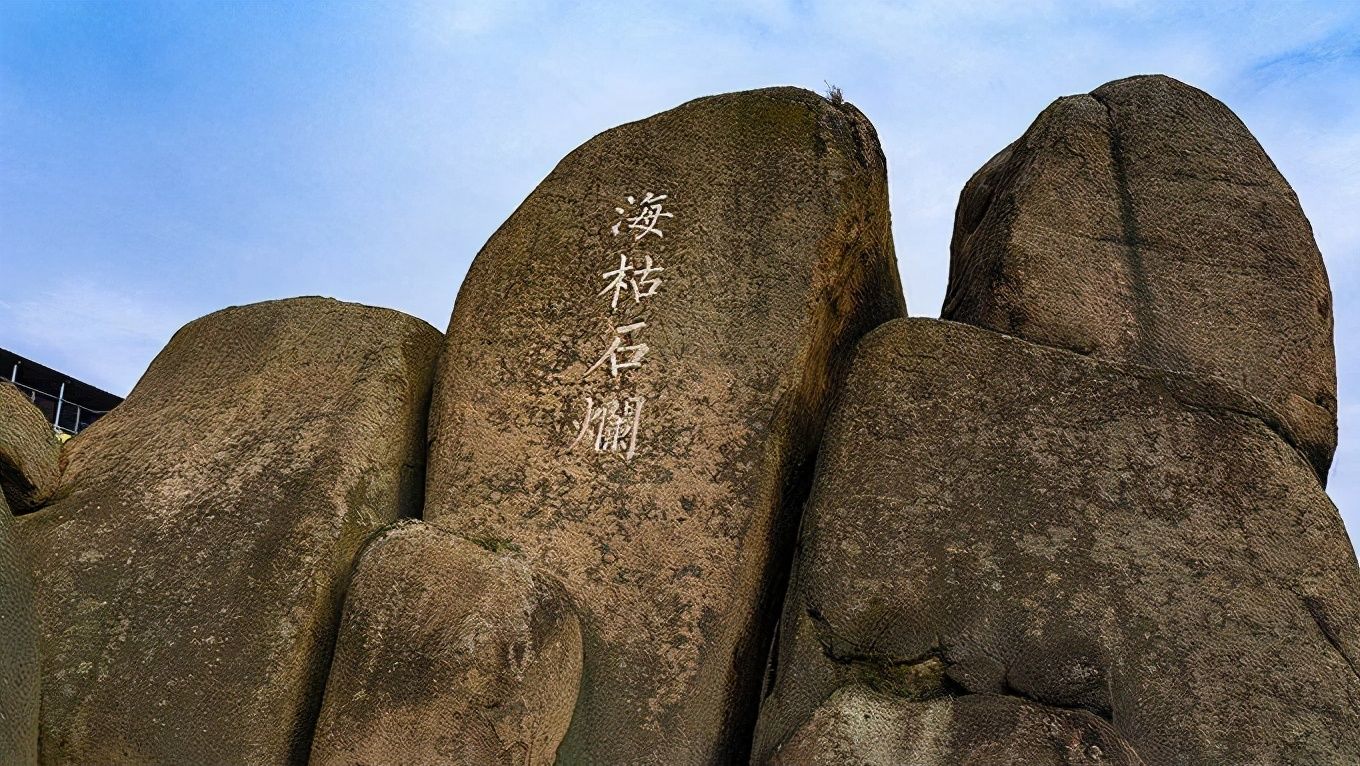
[
  {"left": 310, "top": 521, "right": 581, "bottom": 766},
  {"left": 0, "top": 382, "right": 61, "bottom": 512},
  {"left": 754, "top": 319, "right": 1360, "bottom": 764},
  {"left": 424, "top": 86, "right": 905, "bottom": 762},
  {"left": 19, "top": 298, "right": 441, "bottom": 764},
  {"left": 0, "top": 385, "right": 52, "bottom": 764},
  {"left": 943, "top": 74, "right": 1337, "bottom": 480},
  {"left": 0, "top": 492, "right": 39, "bottom": 765},
  {"left": 769, "top": 686, "right": 1142, "bottom": 765}
]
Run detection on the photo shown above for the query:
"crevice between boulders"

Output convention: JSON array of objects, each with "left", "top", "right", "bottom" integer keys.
[
  {"left": 811, "top": 626, "right": 1123, "bottom": 732},
  {"left": 730, "top": 98, "right": 906, "bottom": 761},
  {"left": 299, "top": 351, "right": 439, "bottom": 765}
]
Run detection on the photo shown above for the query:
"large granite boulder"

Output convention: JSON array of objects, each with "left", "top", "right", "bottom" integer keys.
[
  {"left": 19, "top": 298, "right": 441, "bottom": 764},
  {"left": 0, "top": 492, "right": 39, "bottom": 765},
  {"left": 424, "top": 87, "right": 905, "bottom": 762},
  {"left": 943, "top": 75, "right": 1337, "bottom": 480},
  {"left": 754, "top": 319, "right": 1360, "bottom": 764},
  {"left": 310, "top": 521, "right": 582, "bottom": 765},
  {"left": 0, "top": 382, "right": 61, "bottom": 512}
]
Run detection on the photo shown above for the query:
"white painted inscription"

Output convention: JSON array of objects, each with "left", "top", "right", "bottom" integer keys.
[
  {"left": 572, "top": 394, "right": 646, "bottom": 459},
  {"left": 584, "top": 321, "right": 650, "bottom": 379},
  {"left": 572, "top": 191, "right": 673, "bottom": 459},
  {"left": 598, "top": 253, "right": 664, "bottom": 309},
  {"left": 611, "top": 193, "right": 672, "bottom": 240}
]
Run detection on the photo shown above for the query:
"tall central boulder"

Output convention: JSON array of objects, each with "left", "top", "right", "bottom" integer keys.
[{"left": 423, "top": 87, "right": 905, "bottom": 763}]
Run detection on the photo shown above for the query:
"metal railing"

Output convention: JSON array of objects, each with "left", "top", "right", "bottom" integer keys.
[{"left": 2, "top": 375, "right": 111, "bottom": 436}]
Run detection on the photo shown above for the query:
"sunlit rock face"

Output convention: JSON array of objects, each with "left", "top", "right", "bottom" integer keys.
[
  {"left": 422, "top": 87, "right": 905, "bottom": 763},
  {"left": 753, "top": 319, "right": 1358, "bottom": 765},
  {"left": 944, "top": 75, "right": 1337, "bottom": 481},
  {"left": 19, "top": 298, "right": 440, "bottom": 765}
]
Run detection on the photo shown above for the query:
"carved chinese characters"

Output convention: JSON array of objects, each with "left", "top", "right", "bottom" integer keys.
[{"left": 572, "top": 194, "right": 671, "bottom": 459}]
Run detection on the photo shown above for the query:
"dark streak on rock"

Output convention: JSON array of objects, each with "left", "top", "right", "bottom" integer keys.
[{"left": 1303, "top": 595, "right": 1360, "bottom": 682}]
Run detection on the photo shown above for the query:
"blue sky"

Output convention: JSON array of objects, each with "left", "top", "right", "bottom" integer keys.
[{"left": 3, "top": 1, "right": 1358, "bottom": 535}]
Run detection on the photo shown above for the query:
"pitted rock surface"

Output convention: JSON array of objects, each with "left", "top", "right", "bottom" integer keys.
[
  {"left": 311, "top": 521, "right": 582, "bottom": 766},
  {"left": 0, "top": 382, "right": 61, "bottom": 512},
  {"left": 19, "top": 298, "right": 441, "bottom": 765},
  {"left": 754, "top": 319, "right": 1360, "bottom": 765},
  {"left": 424, "top": 86, "right": 905, "bottom": 762},
  {"left": 944, "top": 74, "right": 1337, "bottom": 480},
  {"left": 0, "top": 492, "right": 39, "bottom": 765},
  {"left": 769, "top": 686, "right": 1142, "bottom": 765}
]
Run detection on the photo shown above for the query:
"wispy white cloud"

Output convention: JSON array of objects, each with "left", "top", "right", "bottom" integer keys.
[
  {"left": 0, "top": 280, "right": 187, "bottom": 395},
  {"left": 411, "top": 0, "right": 556, "bottom": 42}
]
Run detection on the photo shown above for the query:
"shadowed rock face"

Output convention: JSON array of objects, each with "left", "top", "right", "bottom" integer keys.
[
  {"left": 0, "top": 493, "right": 39, "bottom": 766},
  {"left": 770, "top": 686, "right": 1144, "bottom": 766},
  {"left": 754, "top": 319, "right": 1360, "bottom": 765},
  {"left": 0, "top": 382, "right": 61, "bottom": 512},
  {"left": 310, "top": 521, "right": 582, "bottom": 766},
  {"left": 423, "top": 86, "right": 905, "bottom": 763},
  {"left": 944, "top": 74, "right": 1337, "bottom": 481},
  {"left": 0, "top": 386, "right": 48, "bottom": 764},
  {"left": 19, "top": 298, "right": 441, "bottom": 765}
]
